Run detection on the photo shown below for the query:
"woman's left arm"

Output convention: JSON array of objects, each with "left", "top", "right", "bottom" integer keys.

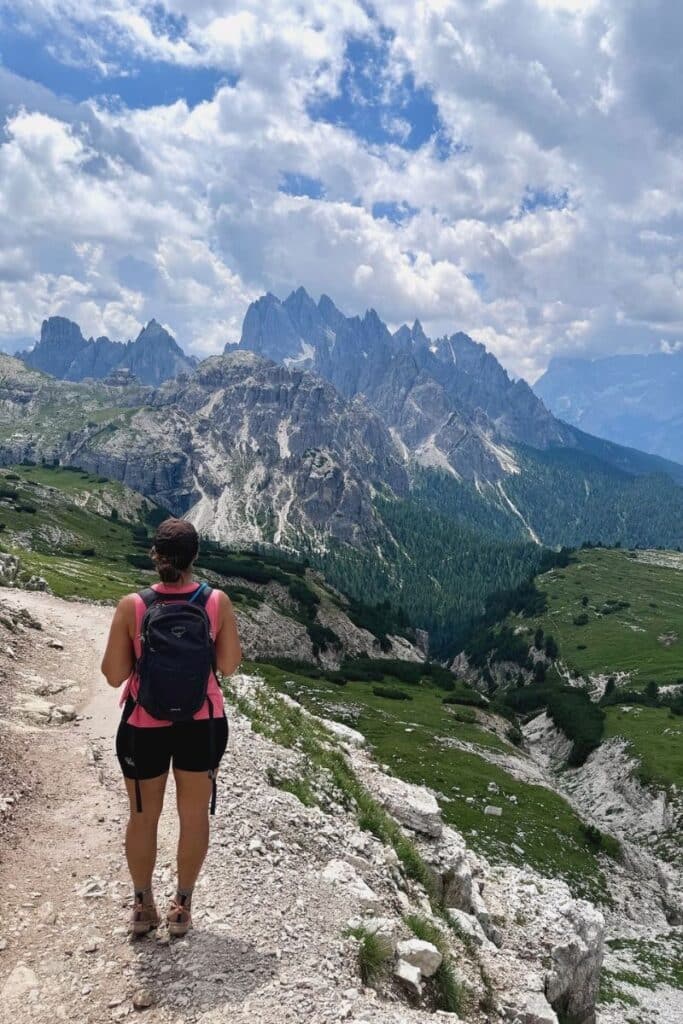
[{"left": 101, "top": 595, "right": 136, "bottom": 687}]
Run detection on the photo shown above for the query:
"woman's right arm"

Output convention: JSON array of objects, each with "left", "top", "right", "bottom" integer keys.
[
  {"left": 214, "top": 591, "right": 242, "bottom": 677},
  {"left": 101, "top": 595, "right": 136, "bottom": 687}
]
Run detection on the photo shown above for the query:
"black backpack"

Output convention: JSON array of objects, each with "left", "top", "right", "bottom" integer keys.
[{"left": 126, "top": 582, "right": 219, "bottom": 814}]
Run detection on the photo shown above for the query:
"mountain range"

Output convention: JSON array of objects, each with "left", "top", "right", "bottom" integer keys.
[
  {"left": 535, "top": 350, "right": 683, "bottom": 465},
  {"left": 235, "top": 288, "right": 683, "bottom": 490},
  {"left": 6, "top": 288, "right": 683, "bottom": 652},
  {"left": 20, "top": 316, "right": 196, "bottom": 386}
]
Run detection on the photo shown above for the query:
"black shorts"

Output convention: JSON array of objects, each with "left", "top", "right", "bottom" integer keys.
[{"left": 116, "top": 715, "right": 229, "bottom": 780}]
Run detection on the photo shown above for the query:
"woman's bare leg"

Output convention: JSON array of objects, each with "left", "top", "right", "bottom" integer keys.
[
  {"left": 173, "top": 768, "right": 214, "bottom": 891},
  {"left": 123, "top": 773, "right": 168, "bottom": 891}
]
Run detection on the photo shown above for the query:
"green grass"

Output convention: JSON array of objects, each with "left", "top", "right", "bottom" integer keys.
[
  {"left": 0, "top": 465, "right": 155, "bottom": 600},
  {"left": 604, "top": 705, "right": 683, "bottom": 791},
  {"left": 344, "top": 926, "right": 393, "bottom": 985},
  {"left": 510, "top": 548, "right": 683, "bottom": 687},
  {"left": 243, "top": 661, "right": 613, "bottom": 902},
  {"left": 605, "top": 934, "right": 683, "bottom": 993}
]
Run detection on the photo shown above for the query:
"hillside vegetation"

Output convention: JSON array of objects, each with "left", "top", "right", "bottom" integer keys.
[{"left": 510, "top": 547, "right": 683, "bottom": 688}]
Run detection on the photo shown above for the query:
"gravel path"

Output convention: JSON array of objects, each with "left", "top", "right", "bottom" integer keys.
[{"left": 0, "top": 591, "right": 437, "bottom": 1024}]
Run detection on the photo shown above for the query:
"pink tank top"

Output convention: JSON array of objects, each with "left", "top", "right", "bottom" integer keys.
[{"left": 120, "top": 582, "right": 225, "bottom": 728}]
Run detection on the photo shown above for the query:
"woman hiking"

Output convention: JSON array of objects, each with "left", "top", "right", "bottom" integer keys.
[{"left": 101, "top": 517, "right": 241, "bottom": 937}]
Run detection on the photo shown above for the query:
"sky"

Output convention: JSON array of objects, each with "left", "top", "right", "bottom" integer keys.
[{"left": 0, "top": 0, "right": 681, "bottom": 382}]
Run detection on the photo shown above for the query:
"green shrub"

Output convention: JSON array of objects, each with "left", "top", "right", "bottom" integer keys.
[
  {"left": 442, "top": 691, "right": 486, "bottom": 708},
  {"left": 546, "top": 688, "right": 605, "bottom": 766},
  {"left": 573, "top": 613, "right": 589, "bottom": 626},
  {"left": 373, "top": 685, "right": 412, "bottom": 701},
  {"left": 17, "top": 503, "right": 37, "bottom": 513},
  {"left": 307, "top": 621, "right": 340, "bottom": 655},
  {"left": 126, "top": 553, "right": 154, "bottom": 570}
]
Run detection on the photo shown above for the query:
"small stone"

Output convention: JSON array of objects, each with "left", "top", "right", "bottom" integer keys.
[
  {"left": 36, "top": 901, "right": 58, "bottom": 925},
  {"left": 83, "top": 938, "right": 99, "bottom": 953},
  {"left": 47, "top": 638, "right": 64, "bottom": 650},
  {"left": 133, "top": 988, "right": 155, "bottom": 1010},
  {"left": 484, "top": 805, "right": 503, "bottom": 817},
  {"left": 53, "top": 705, "right": 77, "bottom": 723},
  {"left": 1, "top": 964, "right": 39, "bottom": 1001}
]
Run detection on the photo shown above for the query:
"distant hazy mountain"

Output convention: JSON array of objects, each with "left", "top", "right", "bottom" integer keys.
[
  {"left": 534, "top": 352, "right": 683, "bottom": 464},
  {"left": 20, "top": 316, "right": 196, "bottom": 387}
]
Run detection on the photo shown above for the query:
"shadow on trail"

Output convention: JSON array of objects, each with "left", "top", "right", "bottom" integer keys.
[{"left": 132, "top": 927, "right": 278, "bottom": 1012}]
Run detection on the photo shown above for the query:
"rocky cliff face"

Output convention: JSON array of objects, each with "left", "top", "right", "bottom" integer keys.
[
  {"left": 234, "top": 288, "right": 683, "bottom": 486},
  {"left": 19, "top": 316, "right": 195, "bottom": 386},
  {"left": 0, "top": 351, "right": 407, "bottom": 549}
]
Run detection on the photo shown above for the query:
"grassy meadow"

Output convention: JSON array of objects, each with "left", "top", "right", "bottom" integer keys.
[{"left": 511, "top": 548, "right": 683, "bottom": 688}]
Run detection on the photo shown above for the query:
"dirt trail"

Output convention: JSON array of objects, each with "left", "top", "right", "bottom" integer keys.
[{"left": 0, "top": 590, "right": 430, "bottom": 1024}]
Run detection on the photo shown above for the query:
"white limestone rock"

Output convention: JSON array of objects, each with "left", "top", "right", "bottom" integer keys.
[
  {"left": 396, "top": 938, "right": 443, "bottom": 978},
  {"left": 1, "top": 964, "right": 40, "bottom": 1003},
  {"left": 367, "top": 773, "right": 443, "bottom": 838},
  {"left": 447, "top": 908, "right": 495, "bottom": 950},
  {"left": 321, "top": 718, "right": 366, "bottom": 748},
  {"left": 394, "top": 958, "right": 422, "bottom": 996},
  {"left": 321, "top": 859, "right": 380, "bottom": 910}
]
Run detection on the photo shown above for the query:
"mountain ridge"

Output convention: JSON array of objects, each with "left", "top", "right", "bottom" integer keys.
[
  {"left": 232, "top": 288, "right": 683, "bottom": 487},
  {"left": 20, "top": 316, "right": 196, "bottom": 386}
]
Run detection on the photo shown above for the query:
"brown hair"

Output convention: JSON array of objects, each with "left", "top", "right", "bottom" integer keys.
[{"left": 151, "top": 518, "right": 199, "bottom": 583}]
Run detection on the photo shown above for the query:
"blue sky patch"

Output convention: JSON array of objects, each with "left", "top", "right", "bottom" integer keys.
[
  {"left": 0, "top": 16, "right": 227, "bottom": 109},
  {"left": 309, "top": 30, "right": 444, "bottom": 152},
  {"left": 466, "top": 271, "right": 488, "bottom": 297},
  {"left": 521, "top": 186, "right": 570, "bottom": 214},
  {"left": 371, "top": 200, "right": 418, "bottom": 224},
  {"left": 279, "top": 172, "right": 326, "bottom": 200}
]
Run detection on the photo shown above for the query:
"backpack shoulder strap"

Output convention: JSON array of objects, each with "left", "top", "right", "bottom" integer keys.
[
  {"left": 187, "top": 582, "right": 212, "bottom": 608},
  {"left": 138, "top": 587, "right": 160, "bottom": 609}
]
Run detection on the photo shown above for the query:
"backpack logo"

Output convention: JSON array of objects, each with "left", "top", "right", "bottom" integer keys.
[{"left": 171, "top": 625, "right": 187, "bottom": 638}]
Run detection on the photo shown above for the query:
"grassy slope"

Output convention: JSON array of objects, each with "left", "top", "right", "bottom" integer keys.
[
  {"left": 604, "top": 706, "right": 683, "bottom": 790},
  {"left": 513, "top": 548, "right": 683, "bottom": 687},
  {"left": 247, "top": 660, "right": 613, "bottom": 902},
  {"left": 0, "top": 465, "right": 154, "bottom": 600}
]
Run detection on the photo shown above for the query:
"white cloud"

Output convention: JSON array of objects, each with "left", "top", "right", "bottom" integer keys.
[{"left": 0, "top": 0, "right": 681, "bottom": 381}]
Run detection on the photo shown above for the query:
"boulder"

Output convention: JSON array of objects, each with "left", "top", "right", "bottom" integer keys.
[
  {"left": 322, "top": 859, "right": 380, "bottom": 911},
  {"left": 321, "top": 718, "right": 365, "bottom": 748},
  {"left": 394, "top": 958, "right": 422, "bottom": 996},
  {"left": 368, "top": 774, "right": 442, "bottom": 838},
  {"left": 396, "top": 938, "right": 443, "bottom": 978},
  {"left": 515, "top": 991, "right": 559, "bottom": 1024}
]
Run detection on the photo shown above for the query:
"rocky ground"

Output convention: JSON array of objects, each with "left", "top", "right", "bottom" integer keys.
[{"left": 0, "top": 589, "right": 672, "bottom": 1024}]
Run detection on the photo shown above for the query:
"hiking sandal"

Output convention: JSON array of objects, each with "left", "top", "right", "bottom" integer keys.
[
  {"left": 167, "top": 898, "right": 192, "bottom": 937},
  {"left": 129, "top": 899, "right": 160, "bottom": 936}
]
